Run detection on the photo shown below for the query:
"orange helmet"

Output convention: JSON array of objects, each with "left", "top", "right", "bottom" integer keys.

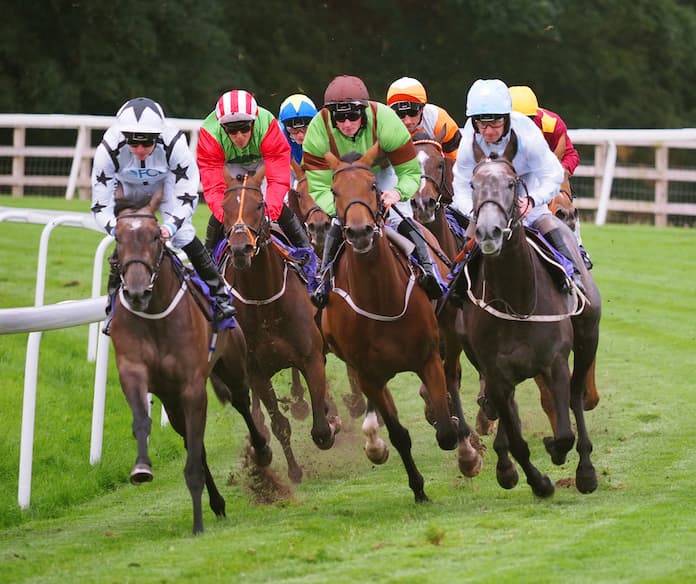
[
  {"left": 386, "top": 77, "right": 427, "bottom": 106},
  {"left": 509, "top": 86, "right": 539, "bottom": 117}
]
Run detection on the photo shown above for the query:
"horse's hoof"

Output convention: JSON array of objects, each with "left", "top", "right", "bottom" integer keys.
[
  {"left": 496, "top": 461, "right": 519, "bottom": 489},
  {"left": 458, "top": 437, "right": 483, "bottom": 477},
  {"left": 543, "top": 435, "right": 574, "bottom": 465},
  {"left": 530, "top": 475, "right": 555, "bottom": 498},
  {"left": 130, "top": 463, "right": 153, "bottom": 485},
  {"left": 290, "top": 399, "right": 310, "bottom": 420},
  {"left": 576, "top": 464, "right": 598, "bottom": 494},
  {"left": 288, "top": 465, "right": 303, "bottom": 484},
  {"left": 475, "top": 409, "right": 497, "bottom": 436},
  {"left": 252, "top": 445, "right": 273, "bottom": 468},
  {"left": 365, "top": 440, "right": 389, "bottom": 464},
  {"left": 414, "top": 491, "right": 430, "bottom": 503},
  {"left": 342, "top": 393, "right": 366, "bottom": 418}
]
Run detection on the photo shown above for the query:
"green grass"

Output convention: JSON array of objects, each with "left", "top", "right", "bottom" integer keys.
[{"left": 1, "top": 195, "right": 695, "bottom": 583}]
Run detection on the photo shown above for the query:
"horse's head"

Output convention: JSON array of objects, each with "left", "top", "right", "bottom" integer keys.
[
  {"left": 221, "top": 166, "right": 268, "bottom": 270},
  {"left": 288, "top": 160, "right": 331, "bottom": 256},
  {"left": 471, "top": 136, "right": 521, "bottom": 256},
  {"left": 411, "top": 128, "right": 453, "bottom": 224},
  {"left": 326, "top": 143, "right": 382, "bottom": 254},
  {"left": 550, "top": 189, "right": 578, "bottom": 232},
  {"left": 113, "top": 187, "right": 165, "bottom": 311}
]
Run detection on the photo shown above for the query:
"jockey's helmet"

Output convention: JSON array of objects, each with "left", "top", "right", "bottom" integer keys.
[
  {"left": 279, "top": 94, "right": 317, "bottom": 129},
  {"left": 116, "top": 98, "right": 165, "bottom": 139},
  {"left": 215, "top": 90, "right": 259, "bottom": 125},
  {"left": 509, "top": 86, "right": 539, "bottom": 117},
  {"left": 386, "top": 77, "right": 427, "bottom": 106},
  {"left": 323, "top": 75, "right": 369, "bottom": 109},
  {"left": 466, "top": 79, "right": 512, "bottom": 118}
]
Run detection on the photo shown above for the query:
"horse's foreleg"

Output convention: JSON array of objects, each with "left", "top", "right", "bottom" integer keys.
[
  {"left": 362, "top": 401, "right": 388, "bottom": 464},
  {"left": 302, "top": 357, "right": 340, "bottom": 451},
  {"left": 419, "top": 354, "right": 458, "bottom": 451},
  {"left": 364, "top": 382, "right": 427, "bottom": 503},
  {"left": 570, "top": 362, "right": 598, "bottom": 494},
  {"left": 253, "top": 376, "right": 302, "bottom": 483},
  {"left": 541, "top": 362, "right": 575, "bottom": 466},
  {"left": 342, "top": 364, "right": 366, "bottom": 418},
  {"left": 534, "top": 374, "right": 558, "bottom": 434},
  {"left": 119, "top": 369, "right": 153, "bottom": 484}
]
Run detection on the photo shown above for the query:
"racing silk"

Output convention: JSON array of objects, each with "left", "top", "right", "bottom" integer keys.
[
  {"left": 302, "top": 101, "right": 420, "bottom": 217},
  {"left": 281, "top": 128, "right": 304, "bottom": 165},
  {"left": 531, "top": 108, "right": 580, "bottom": 175},
  {"left": 451, "top": 111, "right": 563, "bottom": 220},
  {"left": 90, "top": 123, "right": 200, "bottom": 242},
  {"left": 410, "top": 103, "right": 462, "bottom": 160},
  {"left": 197, "top": 106, "right": 290, "bottom": 222}
]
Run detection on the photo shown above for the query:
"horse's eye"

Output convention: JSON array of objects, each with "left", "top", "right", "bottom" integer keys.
[{"left": 469, "top": 182, "right": 474, "bottom": 189}]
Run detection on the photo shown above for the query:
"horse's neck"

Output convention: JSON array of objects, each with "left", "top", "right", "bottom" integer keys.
[
  {"left": 233, "top": 243, "right": 284, "bottom": 294},
  {"left": 341, "top": 235, "right": 408, "bottom": 306},
  {"left": 149, "top": 256, "right": 184, "bottom": 313},
  {"left": 480, "top": 227, "right": 536, "bottom": 307},
  {"left": 429, "top": 209, "right": 458, "bottom": 260}
]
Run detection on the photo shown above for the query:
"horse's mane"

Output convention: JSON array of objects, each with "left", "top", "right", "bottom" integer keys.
[
  {"left": 341, "top": 151, "right": 363, "bottom": 164},
  {"left": 412, "top": 131, "right": 430, "bottom": 142},
  {"left": 114, "top": 193, "right": 156, "bottom": 215}
]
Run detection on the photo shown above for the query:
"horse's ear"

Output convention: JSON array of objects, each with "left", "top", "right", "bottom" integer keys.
[
  {"left": 503, "top": 130, "right": 518, "bottom": 162},
  {"left": 359, "top": 142, "right": 381, "bottom": 167},
  {"left": 325, "top": 151, "right": 341, "bottom": 170},
  {"left": 114, "top": 182, "right": 124, "bottom": 201},
  {"left": 223, "top": 164, "right": 232, "bottom": 186},
  {"left": 472, "top": 137, "right": 485, "bottom": 163},
  {"left": 290, "top": 158, "right": 304, "bottom": 179},
  {"left": 150, "top": 186, "right": 164, "bottom": 212},
  {"left": 253, "top": 164, "right": 266, "bottom": 184},
  {"left": 435, "top": 124, "right": 447, "bottom": 144}
]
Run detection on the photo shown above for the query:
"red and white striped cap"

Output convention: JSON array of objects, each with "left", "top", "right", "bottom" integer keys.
[{"left": 215, "top": 90, "right": 259, "bottom": 124}]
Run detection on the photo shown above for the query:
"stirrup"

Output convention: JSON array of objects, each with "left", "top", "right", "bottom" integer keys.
[
  {"left": 311, "top": 281, "right": 330, "bottom": 309},
  {"left": 101, "top": 315, "right": 112, "bottom": 336}
]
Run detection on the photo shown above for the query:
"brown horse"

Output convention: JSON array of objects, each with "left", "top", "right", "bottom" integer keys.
[
  {"left": 550, "top": 187, "right": 578, "bottom": 232},
  {"left": 320, "top": 144, "right": 481, "bottom": 502},
  {"left": 109, "top": 190, "right": 272, "bottom": 534},
  {"left": 458, "top": 140, "right": 601, "bottom": 497},
  {"left": 220, "top": 166, "right": 340, "bottom": 483}
]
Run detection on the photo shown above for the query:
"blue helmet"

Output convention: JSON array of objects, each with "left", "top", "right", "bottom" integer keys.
[
  {"left": 466, "top": 79, "right": 512, "bottom": 118},
  {"left": 278, "top": 94, "right": 318, "bottom": 128}
]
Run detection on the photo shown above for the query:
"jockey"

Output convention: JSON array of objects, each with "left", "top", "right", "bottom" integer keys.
[
  {"left": 451, "top": 79, "right": 585, "bottom": 292},
  {"left": 302, "top": 74, "right": 443, "bottom": 307},
  {"left": 509, "top": 85, "right": 592, "bottom": 269},
  {"left": 278, "top": 93, "right": 318, "bottom": 166},
  {"left": 386, "top": 76, "right": 462, "bottom": 159},
  {"left": 197, "top": 89, "right": 313, "bottom": 259},
  {"left": 91, "top": 97, "right": 235, "bottom": 334}
]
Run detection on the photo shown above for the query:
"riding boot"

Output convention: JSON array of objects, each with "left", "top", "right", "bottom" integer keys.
[
  {"left": 544, "top": 228, "right": 586, "bottom": 294},
  {"left": 579, "top": 245, "right": 593, "bottom": 270},
  {"left": 204, "top": 214, "right": 224, "bottom": 256},
  {"left": 102, "top": 252, "right": 121, "bottom": 336},
  {"left": 311, "top": 222, "right": 343, "bottom": 309},
  {"left": 277, "top": 204, "right": 313, "bottom": 263},
  {"left": 183, "top": 237, "right": 236, "bottom": 326},
  {"left": 397, "top": 218, "right": 443, "bottom": 300}
]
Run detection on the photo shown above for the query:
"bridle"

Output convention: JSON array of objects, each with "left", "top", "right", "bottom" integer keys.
[
  {"left": 293, "top": 176, "right": 326, "bottom": 224},
  {"left": 413, "top": 138, "right": 453, "bottom": 208},
  {"left": 471, "top": 157, "right": 526, "bottom": 239},
  {"left": 224, "top": 174, "right": 270, "bottom": 255},
  {"left": 115, "top": 212, "right": 166, "bottom": 292},
  {"left": 331, "top": 163, "right": 385, "bottom": 241}
]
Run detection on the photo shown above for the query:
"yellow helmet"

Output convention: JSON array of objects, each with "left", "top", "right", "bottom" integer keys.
[
  {"left": 509, "top": 85, "right": 539, "bottom": 116},
  {"left": 386, "top": 77, "right": 427, "bottom": 105}
]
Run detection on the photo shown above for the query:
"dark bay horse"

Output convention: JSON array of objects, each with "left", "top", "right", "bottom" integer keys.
[
  {"left": 220, "top": 166, "right": 340, "bottom": 483},
  {"left": 458, "top": 141, "right": 601, "bottom": 497},
  {"left": 109, "top": 190, "right": 271, "bottom": 534},
  {"left": 320, "top": 144, "right": 481, "bottom": 502}
]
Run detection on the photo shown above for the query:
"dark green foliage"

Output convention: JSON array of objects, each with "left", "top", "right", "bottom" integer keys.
[{"left": 1, "top": 0, "right": 696, "bottom": 126}]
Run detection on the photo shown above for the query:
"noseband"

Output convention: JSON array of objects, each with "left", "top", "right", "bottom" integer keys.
[
  {"left": 332, "top": 163, "right": 385, "bottom": 238},
  {"left": 224, "top": 175, "right": 269, "bottom": 254},
  {"left": 115, "top": 212, "right": 165, "bottom": 291}
]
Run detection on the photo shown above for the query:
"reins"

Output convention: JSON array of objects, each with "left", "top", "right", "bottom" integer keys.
[{"left": 223, "top": 175, "right": 270, "bottom": 254}]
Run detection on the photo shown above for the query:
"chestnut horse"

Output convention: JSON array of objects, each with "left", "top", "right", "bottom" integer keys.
[
  {"left": 220, "top": 166, "right": 340, "bottom": 483},
  {"left": 109, "top": 191, "right": 271, "bottom": 534},
  {"left": 458, "top": 140, "right": 601, "bottom": 497},
  {"left": 320, "top": 144, "right": 481, "bottom": 502}
]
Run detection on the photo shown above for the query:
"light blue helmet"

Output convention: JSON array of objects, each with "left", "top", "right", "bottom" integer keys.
[
  {"left": 278, "top": 94, "right": 318, "bottom": 128},
  {"left": 465, "top": 79, "right": 512, "bottom": 118}
]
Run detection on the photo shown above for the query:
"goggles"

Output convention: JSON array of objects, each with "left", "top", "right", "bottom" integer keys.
[
  {"left": 333, "top": 110, "right": 362, "bottom": 123},
  {"left": 284, "top": 117, "right": 313, "bottom": 132},
  {"left": 222, "top": 121, "right": 254, "bottom": 135},
  {"left": 473, "top": 115, "right": 506, "bottom": 129},
  {"left": 390, "top": 101, "right": 423, "bottom": 119},
  {"left": 124, "top": 133, "right": 159, "bottom": 147}
]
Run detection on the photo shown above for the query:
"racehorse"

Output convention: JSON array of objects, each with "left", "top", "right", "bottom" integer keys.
[
  {"left": 457, "top": 139, "right": 601, "bottom": 497},
  {"left": 320, "top": 144, "right": 482, "bottom": 502},
  {"left": 286, "top": 162, "right": 367, "bottom": 420},
  {"left": 220, "top": 166, "right": 340, "bottom": 483},
  {"left": 109, "top": 189, "right": 272, "bottom": 534},
  {"left": 550, "top": 186, "right": 578, "bottom": 233}
]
